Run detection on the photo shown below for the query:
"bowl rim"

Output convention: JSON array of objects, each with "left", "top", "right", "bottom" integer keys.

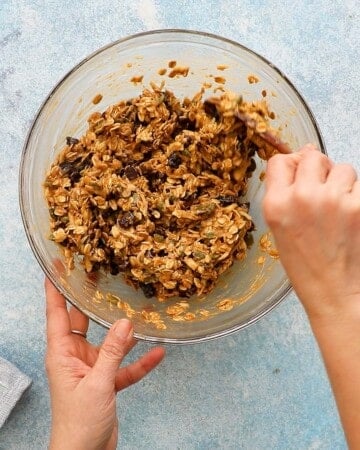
[{"left": 19, "top": 28, "right": 326, "bottom": 344}]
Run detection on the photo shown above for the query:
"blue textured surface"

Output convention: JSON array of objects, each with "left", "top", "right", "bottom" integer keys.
[{"left": 0, "top": 1, "right": 359, "bottom": 449}]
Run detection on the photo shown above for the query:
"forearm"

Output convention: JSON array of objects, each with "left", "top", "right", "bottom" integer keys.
[{"left": 309, "top": 306, "right": 360, "bottom": 450}]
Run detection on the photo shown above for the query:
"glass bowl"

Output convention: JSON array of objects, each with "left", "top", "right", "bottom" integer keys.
[{"left": 19, "top": 30, "right": 325, "bottom": 343}]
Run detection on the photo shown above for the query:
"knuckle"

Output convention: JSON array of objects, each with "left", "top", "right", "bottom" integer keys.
[
  {"left": 268, "top": 153, "right": 283, "bottom": 167},
  {"left": 293, "top": 185, "right": 315, "bottom": 208},
  {"left": 338, "top": 163, "right": 356, "bottom": 176},
  {"left": 344, "top": 200, "right": 360, "bottom": 224},
  {"left": 262, "top": 196, "right": 286, "bottom": 227},
  {"left": 311, "top": 150, "right": 327, "bottom": 163},
  {"left": 320, "top": 190, "right": 341, "bottom": 211},
  {"left": 266, "top": 154, "right": 283, "bottom": 174}
]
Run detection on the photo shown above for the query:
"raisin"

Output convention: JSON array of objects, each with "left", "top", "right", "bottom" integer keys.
[
  {"left": 123, "top": 165, "right": 140, "bottom": 180},
  {"left": 139, "top": 282, "right": 156, "bottom": 298},
  {"left": 119, "top": 211, "right": 135, "bottom": 228},
  {"left": 168, "top": 152, "right": 182, "bottom": 169},
  {"left": 158, "top": 249, "right": 167, "bottom": 257},
  {"left": 66, "top": 136, "right": 79, "bottom": 146}
]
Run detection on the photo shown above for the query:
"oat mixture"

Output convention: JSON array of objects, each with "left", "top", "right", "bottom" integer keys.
[{"left": 44, "top": 85, "right": 276, "bottom": 301}]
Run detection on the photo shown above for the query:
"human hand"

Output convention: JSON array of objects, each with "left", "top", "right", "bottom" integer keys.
[
  {"left": 45, "top": 278, "right": 165, "bottom": 450},
  {"left": 262, "top": 145, "right": 360, "bottom": 322}
]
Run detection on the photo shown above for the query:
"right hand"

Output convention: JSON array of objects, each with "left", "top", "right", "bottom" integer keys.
[{"left": 262, "top": 145, "right": 360, "bottom": 322}]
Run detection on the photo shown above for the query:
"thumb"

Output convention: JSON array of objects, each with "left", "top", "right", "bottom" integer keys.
[{"left": 92, "top": 319, "right": 133, "bottom": 381}]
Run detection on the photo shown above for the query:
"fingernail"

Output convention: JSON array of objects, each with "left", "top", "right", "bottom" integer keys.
[{"left": 113, "top": 319, "right": 132, "bottom": 339}]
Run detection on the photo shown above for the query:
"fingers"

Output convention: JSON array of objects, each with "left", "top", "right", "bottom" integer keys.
[
  {"left": 326, "top": 163, "right": 357, "bottom": 193},
  {"left": 265, "top": 152, "right": 301, "bottom": 190},
  {"left": 266, "top": 144, "right": 328, "bottom": 189},
  {"left": 295, "top": 146, "right": 332, "bottom": 184},
  {"left": 115, "top": 346, "right": 166, "bottom": 391},
  {"left": 45, "top": 278, "right": 71, "bottom": 343},
  {"left": 69, "top": 306, "right": 89, "bottom": 336},
  {"left": 91, "top": 319, "right": 134, "bottom": 382}
]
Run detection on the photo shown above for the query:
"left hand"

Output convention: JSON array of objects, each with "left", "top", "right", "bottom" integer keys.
[{"left": 45, "top": 278, "right": 165, "bottom": 450}]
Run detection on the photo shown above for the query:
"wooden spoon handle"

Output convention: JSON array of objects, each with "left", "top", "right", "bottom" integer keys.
[{"left": 235, "top": 110, "right": 292, "bottom": 154}]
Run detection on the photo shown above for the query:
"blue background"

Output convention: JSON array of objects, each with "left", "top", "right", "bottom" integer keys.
[{"left": 0, "top": 1, "right": 359, "bottom": 448}]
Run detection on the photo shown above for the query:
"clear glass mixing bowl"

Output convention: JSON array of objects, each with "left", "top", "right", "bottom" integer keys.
[{"left": 19, "top": 30, "right": 325, "bottom": 343}]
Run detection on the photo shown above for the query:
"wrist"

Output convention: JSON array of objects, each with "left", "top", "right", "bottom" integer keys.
[
  {"left": 306, "top": 295, "right": 360, "bottom": 334},
  {"left": 293, "top": 281, "right": 360, "bottom": 325},
  {"left": 50, "top": 422, "right": 115, "bottom": 450},
  {"left": 50, "top": 436, "right": 88, "bottom": 450},
  {"left": 50, "top": 427, "right": 95, "bottom": 450}
]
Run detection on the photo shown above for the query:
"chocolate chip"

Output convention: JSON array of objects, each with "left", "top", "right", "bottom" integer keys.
[
  {"left": 246, "top": 158, "right": 257, "bottom": 174},
  {"left": 168, "top": 219, "right": 178, "bottom": 232},
  {"left": 139, "top": 282, "right": 156, "bottom": 298},
  {"left": 146, "top": 171, "right": 167, "bottom": 192},
  {"left": 145, "top": 249, "right": 155, "bottom": 258},
  {"left": 178, "top": 116, "right": 196, "bottom": 131},
  {"left": 59, "top": 161, "right": 74, "bottom": 173},
  {"left": 248, "top": 142, "right": 258, "bottom": 157},
  {"left": 237, "top": 123, "right": 247, "bottom": 142},
  {"left": 90, "top": 262, "right": 100, "bottom": 273},
  {"left": 109, "top": 256, "right": 129, "bottom": 275},
  {"left": 238, "top": 202, "right": 250, "bottom": 211},
  {"left": 153, "top": 226, "right": 166, "bottom": 237},
  {"left": 244, "top": 232, "right": 254, "bottom": 247},
  {"left": 217, "top": 195, "right": 239, "bottom": 206},
  {"left": 109, "top": 263, "right": 120, "bottom": 276},
  {"left": 59, "top": 161, "right": 81, "bottom": 184},
  {"left": 183, "top": 188, "right": 200, "bottom": 205},
  {"left": 203, "top": 100, "right": 219, "bottom": 120},
  {"left": 179, "top": 284, "right": 197, "bottom": 298}
]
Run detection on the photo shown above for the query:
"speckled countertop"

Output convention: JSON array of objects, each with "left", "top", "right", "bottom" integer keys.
[{"left": 0, "top": 1, "right": 359, "bottom": 449}]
